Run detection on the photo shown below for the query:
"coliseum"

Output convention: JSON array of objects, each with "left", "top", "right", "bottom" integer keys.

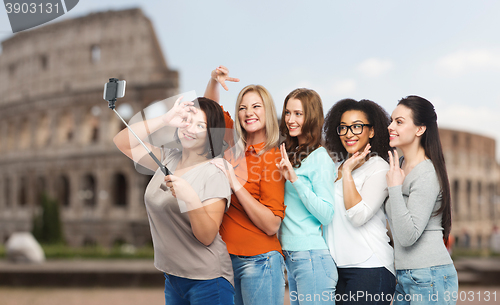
[
  {"left": 0, "top": 9, "right": 498, "bottom": 251},
  {"left": 0, "top": 8, "right": 178, "bottom": 247},
  {"left": 439, "top": 128, "right": 500, "bottom": 249}
]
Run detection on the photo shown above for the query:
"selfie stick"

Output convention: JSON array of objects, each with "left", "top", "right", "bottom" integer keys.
[{"left": 104, "top": 78, "right": 172, "bottom": 176}]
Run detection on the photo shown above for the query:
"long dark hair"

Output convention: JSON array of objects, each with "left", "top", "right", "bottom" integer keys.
[
  {"left": 398, "top": 95, "right": 452, "bottom": 242},
  {"left": 279, "top": 88, "right": 323, "bottom": 168},
  {"left": 174, "top": 97, "right": 226, "bottom": 158},
  {"left": 323, "top": 98, "right": 391, "bottom": 162}
]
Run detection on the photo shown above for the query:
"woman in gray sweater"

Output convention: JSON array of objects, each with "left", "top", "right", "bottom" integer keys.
[{"left": 385, "top": 96, "right": 458, "bottom": 305}]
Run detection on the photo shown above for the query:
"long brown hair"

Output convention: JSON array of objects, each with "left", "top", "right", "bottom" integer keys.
[{"left": 279, "top": 88, "right": 323, "bottom": 168}]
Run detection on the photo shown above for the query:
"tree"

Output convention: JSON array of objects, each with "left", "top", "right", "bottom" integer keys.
[{"left": 32, "top": 193, "right": 64, "bottom": 244}]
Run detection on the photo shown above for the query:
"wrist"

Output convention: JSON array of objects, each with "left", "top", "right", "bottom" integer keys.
[
  {"left": 232, "top": 180, "right": 242, "bottom": 193},
  {"left": 342, "top": 168, "right": 352, "bottom": 176}
]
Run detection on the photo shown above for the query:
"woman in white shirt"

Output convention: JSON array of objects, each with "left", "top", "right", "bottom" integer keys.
[{"left": 323, "top": 99, "right": 395, "bottom": 305}]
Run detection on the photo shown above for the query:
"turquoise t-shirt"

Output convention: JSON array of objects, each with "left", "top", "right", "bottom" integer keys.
[{"left": 279, "top": 146, "right": 336, "bottom": 251}]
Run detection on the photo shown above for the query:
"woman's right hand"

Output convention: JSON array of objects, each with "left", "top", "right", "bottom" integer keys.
[
  {"left": 211, "top": 65, "right": 240, "bottom": 91},
  {"left": 161, "top": 96, "right": 197, "bottom": 128},
  {"left": 210, "top": 158, "right": 242, "bottom": 192},
  {"left": 387, "top": 150, "right": 405, "bottom": 187},
  {"left": 277, "top": 143, "right": 298, "bottom": 183}
]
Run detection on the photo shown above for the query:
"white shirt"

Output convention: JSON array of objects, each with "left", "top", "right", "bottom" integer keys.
[{"left": 324, "top": 156, "right": 395, "bottom": 275}]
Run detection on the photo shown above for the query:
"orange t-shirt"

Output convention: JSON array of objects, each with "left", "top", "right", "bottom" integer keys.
[{"left": 219, "top": 107, "right": 285, "bottom": 256}]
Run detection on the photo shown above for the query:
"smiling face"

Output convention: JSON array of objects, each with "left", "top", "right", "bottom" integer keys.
[
  {"left": 237, "top": 91, "right": 266, "bottom": 135},
  {"left": 339, "top": 110, "right": 374, "bottom": 154},
  {"left": 177, "top": 109, "right": 208, "bottom": 152},
  {"left": 284, "top": 98, "right": 306, "bottom": 144},
  {"left": 388, "top": 104, "right": 425, "bottom": 149}
]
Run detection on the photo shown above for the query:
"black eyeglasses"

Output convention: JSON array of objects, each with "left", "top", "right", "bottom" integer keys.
[{"left": 337, "top": 124, "right": 372, "bottom": 136}]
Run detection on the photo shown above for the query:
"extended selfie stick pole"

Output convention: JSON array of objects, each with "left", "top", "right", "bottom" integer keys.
[{"left": 105, "top": 78, "right": 172, "bottom": 176}]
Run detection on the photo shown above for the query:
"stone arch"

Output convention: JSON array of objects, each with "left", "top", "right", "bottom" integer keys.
[
  {"left": 81, "top": 174, "right": 96, "bottom": 207},
  {"left": 19, "top": 118, "right": 30, "bottom": 150},
  {"left": 6, "top": 122, "right": 15, "bottom": 151},
  {"left": 452, "top": 180, "right": 459, "bottom": 218},
  {"left": 35, "top": 176, "right": 47, "bottom": 206},
  {"left": 113, "top": 173, "right": 127, "bottom": 207},
  {"left": 3, "top": 177, "right": 10, "bottom": 207},
  {"left": 58, "top": 111, "right": 74, "bottom": 143},
  {"left": 36, "top": 113, "right": 50, "bottom": 148},
  {"left": 56, "top": 175, "right": 70, "bottom": 207},
  {"left": 81, "top": 107, "right": 100, "bottom": 144},
  {"left": 18, "top": 176, "right": 28, "bottom": 206}
]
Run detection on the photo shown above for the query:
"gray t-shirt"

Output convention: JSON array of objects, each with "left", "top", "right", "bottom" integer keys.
[
  {"left": 144, "top": 149, "right": 233, "bottom": 286},
  {"left": 385, "top": 159, "right": 453, "bottom": 270}
]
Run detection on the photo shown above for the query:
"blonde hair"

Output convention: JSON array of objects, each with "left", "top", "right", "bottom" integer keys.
[{"left": 233, "top": 85, "right": 279, "bottom": 158}]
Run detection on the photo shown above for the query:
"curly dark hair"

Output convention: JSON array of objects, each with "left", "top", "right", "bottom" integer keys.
[{"left": 323, "top": 98, "right": 391, "bottom": 162}]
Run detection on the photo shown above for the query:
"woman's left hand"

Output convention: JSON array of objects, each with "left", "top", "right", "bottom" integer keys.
[
  {"left": 343, "top": 143, "right": 371, "bottom": 174},
  {"left": 165, "top": 175, "right": 197, "bottom": 203},
  {"left": 386, "top": 149, "right": 405, "bottom": 187},
  {"left": 277, "top": 143, "right": 298, "bottom": 183}
]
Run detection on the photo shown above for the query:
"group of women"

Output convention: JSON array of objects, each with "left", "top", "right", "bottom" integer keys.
[{"left": 114, "top": 65, "right": 459, "bottom": 305}]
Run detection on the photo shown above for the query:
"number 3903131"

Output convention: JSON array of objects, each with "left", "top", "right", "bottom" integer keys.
[
  {"left": 444, "top": 291, "right": 497, "bottom": 302},
  {"left": 5, "top": 3, "right": 59, "bottom": 14}
]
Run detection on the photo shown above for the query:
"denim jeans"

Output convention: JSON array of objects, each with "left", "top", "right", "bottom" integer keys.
[
  {"left": 230, "top": 250, "right": 286, "bottom": 305},
  {"left": 394, "top": 264, "right": 458, "bottom": 305},
  {"left": 336, "top": 267, "right": 396, "bottom": 305},
  {"left": 284, "top": 249, "right": 338, "bottom": 305},
  {"left": 164, "top": 273, "right": 235, "bottom": 305}
]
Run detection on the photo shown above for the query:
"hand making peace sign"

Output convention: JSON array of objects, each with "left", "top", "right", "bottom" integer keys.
[
  {"left": 386, "top": 149, "right": 405, "bottom": 187},
  {"left": 276, "top": 143, "right": 298, "bottom": 183},
  {"left": 211, "top": 65, "right": 240, "bottom": 91}
]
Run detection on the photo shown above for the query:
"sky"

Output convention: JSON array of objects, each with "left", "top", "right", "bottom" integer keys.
[{"left": 1, "top": 0, "right": 500, "bottom": 160}]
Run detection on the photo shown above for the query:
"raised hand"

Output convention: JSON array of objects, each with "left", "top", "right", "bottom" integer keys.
[
  {"left": 211, "top": 65, "right": 240, "bottom": 91},
  {"left": 343, "top": 144, "right": 371, "bottom": 174},
  {"left": 276, "top": 143, "right": 298, "bottom": 183},
  {"left": 386, "top": 149, "right": 405, "bottom": 187},
  {"left": 161, "top": 96, "right": 198, "bottom": 128}
]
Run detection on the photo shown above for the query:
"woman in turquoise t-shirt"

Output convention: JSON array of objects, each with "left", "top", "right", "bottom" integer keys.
[{"left": 276, "top": 88, "right": 338, "bottom": 305}]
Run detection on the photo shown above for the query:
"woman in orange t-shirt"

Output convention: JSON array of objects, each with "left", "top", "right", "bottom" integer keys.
[{"left": 206, "top": 66, "right": 286, "bottom": 305}]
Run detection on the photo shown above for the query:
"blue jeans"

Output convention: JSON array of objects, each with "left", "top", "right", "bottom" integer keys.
[
  {"left": 164, "top": 273, "right": 235, "bottom": 305},
  {"left": 336, "top": 267, "right": 396, "bottom": 305},
  {"left": 284, "top": 249, "right": 338, "bottom": 305},
  {"left": 230, "top": 250, "right": 286, "bottom": 305},
  {"left": 394, "top": 264, "right": 458, "bottom": 305}
]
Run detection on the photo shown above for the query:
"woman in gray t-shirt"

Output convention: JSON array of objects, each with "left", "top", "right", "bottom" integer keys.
[
  {"left": 114, "top": 97, "right": 234, "bottom": 305},
  {"left": 386, "top": 96, "right": 458, "bottom": 305}
]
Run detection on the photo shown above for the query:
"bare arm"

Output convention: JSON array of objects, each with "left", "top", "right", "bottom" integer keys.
[
  {"left": 232, "top": 185, "right": 282, "bottom": 236},
  {"left": 165, "top": 174, "right": 228, "bottom": 246},
  {"left": 204, "top": 65, "right": 240, "bottom": 103},
  {"left": 113, "top": 97, "right": 195, "bottom": 171},
  {"left": 211, "top": 158, "right": 283, "bottom": 236},
  {"left": 187, "top": 198, "right": 227, "bottom": 246}
]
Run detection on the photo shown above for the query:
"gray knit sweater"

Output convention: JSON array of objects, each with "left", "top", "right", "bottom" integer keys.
[{"left": 385, "top": 159, "right": 453, "bottom": 270}]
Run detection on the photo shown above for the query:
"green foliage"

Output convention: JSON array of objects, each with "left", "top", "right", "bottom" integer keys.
[
  {"left": 39, "top": 244, "right": 154, "bottom": 259},
  {"left": 32, "top": 194, "right": 64, "bottom": 244}
]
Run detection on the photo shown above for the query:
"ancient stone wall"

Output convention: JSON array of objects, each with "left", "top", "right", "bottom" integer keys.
[{"left": 0, "top": 8, "right": 178, "bottom": 247}]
